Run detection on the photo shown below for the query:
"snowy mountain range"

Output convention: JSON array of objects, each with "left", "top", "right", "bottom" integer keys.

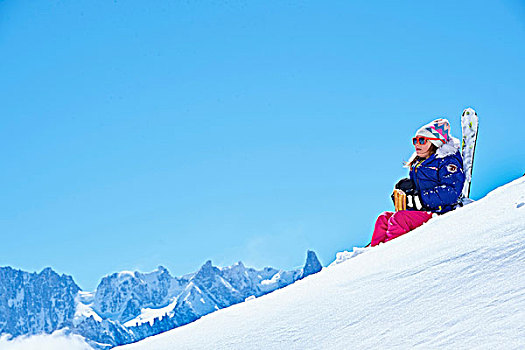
[
  {"left": 113, "top": 176, "right": 525, "bottom": 350},
  {"left": 0, "top": 251, "right": 322, "bottom": 349}
]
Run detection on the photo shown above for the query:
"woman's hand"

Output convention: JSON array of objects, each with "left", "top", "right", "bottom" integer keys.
[
  {"left": 393, "top": 189, "right": 407, "bottom": 211},
  {"left": 392, "top": 189, "right": 424, "bottom": 211}
]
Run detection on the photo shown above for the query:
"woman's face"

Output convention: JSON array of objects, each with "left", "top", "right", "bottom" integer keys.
[{"left": 415, "top": 139, "right": 433, "bottom": 158}]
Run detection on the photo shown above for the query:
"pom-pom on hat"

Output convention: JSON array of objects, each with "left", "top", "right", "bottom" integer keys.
[{"left": 415, "top": 118, "right": 451, "bottom": 148}]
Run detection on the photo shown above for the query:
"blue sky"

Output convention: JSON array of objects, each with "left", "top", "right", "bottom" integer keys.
[{"left": 1, "top": 0, "right": 524, "bottom": 291}]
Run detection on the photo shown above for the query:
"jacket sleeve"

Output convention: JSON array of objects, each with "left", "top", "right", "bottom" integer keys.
[{"left": 420, "top": 157, "right": 465, "bottom": 210}]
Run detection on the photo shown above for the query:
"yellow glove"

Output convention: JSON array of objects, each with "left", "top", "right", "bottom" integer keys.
[{"left": 393, "top": 189, "right": 406, "bottom": 212}]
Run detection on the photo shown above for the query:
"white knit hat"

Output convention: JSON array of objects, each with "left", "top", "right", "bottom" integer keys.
[{"left": 415, "top": 118, "right": 451, "bottom": 148}]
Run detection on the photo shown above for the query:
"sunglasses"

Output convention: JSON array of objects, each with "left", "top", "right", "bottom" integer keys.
[{"left": 412, "top": 136, "right": 441, "bottom": 145}]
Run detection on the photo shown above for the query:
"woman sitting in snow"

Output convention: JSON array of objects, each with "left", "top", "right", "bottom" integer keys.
[{"left": 370, "top": 119, "right": 465, "bottom": 246}]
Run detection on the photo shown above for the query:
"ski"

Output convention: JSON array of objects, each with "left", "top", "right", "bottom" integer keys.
[{"left": 460, "top": 107, "right": 479, "bottom": 200}]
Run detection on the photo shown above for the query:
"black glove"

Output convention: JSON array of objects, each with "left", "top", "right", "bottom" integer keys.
[
  {"left": 391, "top": 178, "right": 425, "bottom": 211},
  {"left": 394, "top": 178, "right": 416, "bottom": 193}
]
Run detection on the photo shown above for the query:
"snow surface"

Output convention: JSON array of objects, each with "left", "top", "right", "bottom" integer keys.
[
  {"left": 116, "top": 177, "right": 525, "bottom": 350},
  {"left": 123, "top": 299, "right": 178, "bottom": 327},
  {"left": 74, "top": 292, "right": 102, "bottom": 326}
]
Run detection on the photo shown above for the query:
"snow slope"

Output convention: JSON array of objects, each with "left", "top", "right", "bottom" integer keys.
[{"left": 117, "top": 177, "right": 525, "bottom": 350}]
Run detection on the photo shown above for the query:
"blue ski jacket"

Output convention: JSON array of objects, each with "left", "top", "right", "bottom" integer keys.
[{"left": 408, "top": 139, "right": 466, "bottom": 214}]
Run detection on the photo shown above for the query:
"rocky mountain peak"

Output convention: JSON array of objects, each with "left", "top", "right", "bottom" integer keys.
[
  {"left": 194, "top": 260, "right": 220, "bottom": 281},
  {"left": 156, "top": 265, "right": 169, "bottom": 275},
  {"left": 301, "top": 250, "right": 322, "bottom": 279},
  {"left": 40, "top": 266, "right": 55, "bottom": 276},
  {"left": 0, "top": 266, "right": 80, "bottom": 337}
]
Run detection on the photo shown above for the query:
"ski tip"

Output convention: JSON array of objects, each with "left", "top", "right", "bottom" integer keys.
[{"left": 462, "top": 107, "right": 477, "bottom": 117}]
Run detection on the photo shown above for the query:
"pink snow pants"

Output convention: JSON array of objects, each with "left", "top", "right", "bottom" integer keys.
[{"left": 371, "top": 211, "right": 433, "bottom": 247}]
